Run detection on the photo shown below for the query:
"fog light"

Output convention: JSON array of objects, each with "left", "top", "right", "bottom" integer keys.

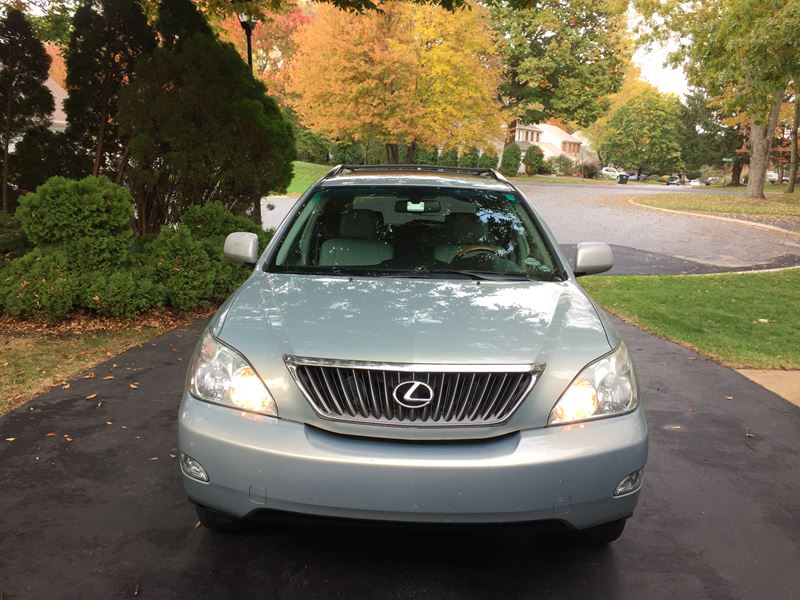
[
  {"left": 614, "top": 469, "right": 643, "bottom": 496},
  {"left": 181, "top": 453, "right": 209, "bottom": 482}
]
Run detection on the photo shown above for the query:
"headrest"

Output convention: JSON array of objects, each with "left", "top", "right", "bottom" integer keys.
[
  {"left": 444, "top": 213, "right": 488, "bottom": 242},
  {"left": 339, "top": 209, "right": 382, "bottom": 239}
]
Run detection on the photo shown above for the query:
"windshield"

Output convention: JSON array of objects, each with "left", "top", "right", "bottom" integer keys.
[{"left": 268, "top": 186, "right": 561, "bottom": 280}]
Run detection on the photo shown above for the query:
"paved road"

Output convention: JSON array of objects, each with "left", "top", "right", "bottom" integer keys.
[
  {"left": 2, "top": 319, "right": 799, "bottom": 599},
  {"left": 264, "top": 183, "right": 800, "bottom": 273}
]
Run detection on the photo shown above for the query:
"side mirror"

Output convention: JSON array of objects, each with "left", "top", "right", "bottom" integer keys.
[
  {"left": 574, "top": 242, "right": 613, "bottom": 276},
  {"left": 224, "top": 232, "right": 260, "bottom": 265}
]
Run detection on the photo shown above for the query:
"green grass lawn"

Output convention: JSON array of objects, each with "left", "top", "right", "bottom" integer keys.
[
  {"left": 582, "top": 269, "right": 800, "bottom": 369},
  {"left": 633, "top": 191, "right": 800, "bottom": 220},
  {"left": 285, "top": 161, "right": 331, "bottom": 195}
]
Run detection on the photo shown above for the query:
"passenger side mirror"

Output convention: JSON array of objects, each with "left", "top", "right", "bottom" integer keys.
[
  {"left": 574, "top": 242, "right": 613, "bottom": 276},
  {"left": 224, "top": 232, "right": 260, "bottom": 265}
]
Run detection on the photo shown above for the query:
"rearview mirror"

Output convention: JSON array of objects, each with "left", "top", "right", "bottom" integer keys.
[
  {"left": 574, "top": 242, "right": 613, "bottom": 276},
  {"left": 224, "top": 232, "right": 260, "bottom": 265}
]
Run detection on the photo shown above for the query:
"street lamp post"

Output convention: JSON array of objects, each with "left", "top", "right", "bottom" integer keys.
[{"left": 237, "top": 11, "right": 255, "bottom": 74}]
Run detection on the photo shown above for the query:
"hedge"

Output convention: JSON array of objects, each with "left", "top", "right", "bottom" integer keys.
[{"left": 0, "top": 176, "right": 271, "bottom": 321}]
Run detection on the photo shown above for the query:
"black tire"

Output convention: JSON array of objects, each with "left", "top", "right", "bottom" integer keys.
[
  {"left": 195, "top": 504, "right": 246, "bottom": 533},
  {"left": 579, "top": 518, "right": 626, "bottom": 546}
]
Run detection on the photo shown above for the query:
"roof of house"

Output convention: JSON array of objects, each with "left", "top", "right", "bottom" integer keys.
[
  {"left": 45, "top": 78, "right": 67, "bottom": 126},
  {"left": 516, "top": 122, "right": 543, "bottom": 132},
  {"left": 537, "top": 123, "right": 582, "bottom": 145}
]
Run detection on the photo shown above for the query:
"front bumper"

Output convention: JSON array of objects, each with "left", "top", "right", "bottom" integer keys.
[{"left": 178, "top": 394, "right": 648, "bottom": 529}]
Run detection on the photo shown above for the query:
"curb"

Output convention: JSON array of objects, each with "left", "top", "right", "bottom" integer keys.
[{"left": 627, "top": 199, "right": 800, "bottom": 238}]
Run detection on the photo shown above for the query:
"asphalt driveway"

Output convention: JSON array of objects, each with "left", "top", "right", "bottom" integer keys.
[{"left": 1, "top": 318, "right": 799, "bottom": 599}]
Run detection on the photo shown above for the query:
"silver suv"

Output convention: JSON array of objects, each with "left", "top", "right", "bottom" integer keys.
[{"left": 178, "top": 165, "right": 648, "bottom": 544}]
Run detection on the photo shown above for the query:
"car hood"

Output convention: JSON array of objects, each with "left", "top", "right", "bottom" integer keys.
[{"left": 216, "top": 273, "right": 614, "bottom": 439}]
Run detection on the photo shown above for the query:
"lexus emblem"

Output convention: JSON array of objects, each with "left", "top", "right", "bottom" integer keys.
[{"left": 392, "top": 380, "right": 435, "bottom": 409}]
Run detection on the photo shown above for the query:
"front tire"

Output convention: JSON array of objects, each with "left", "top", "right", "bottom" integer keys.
[
  {"left": 195, "top": 504, "right": 246, "bottom": 533},
  {"left": 579, "top": 518, "right": 626, "bottom": 545}
]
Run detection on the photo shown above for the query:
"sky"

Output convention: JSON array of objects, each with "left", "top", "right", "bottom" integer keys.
[{"left": 634, "top": 42, "right": 690, "bottom": 99}]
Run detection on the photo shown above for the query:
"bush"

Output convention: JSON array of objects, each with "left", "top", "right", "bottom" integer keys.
[
  {"left": 477, "top": 150, "right": 498, "bottom": 169},
  {"left": 458, "top": 147, "right": 480, "bottom": 168},
  {"left": 438, "top": 148, "right": 459, "bottom": 167},
  {"left": 146, "top": 225, "right": 217, "bottom": 312},
  {"left": 15, "top": 175, "right": 134, "bottom": 270},
  {"left": 85, "top": 269, "right": 164, "bottom": 317},
  {"left": 522, "top": 145, "right": 544, "bottom": 175},
  {"left": 0, "top": 213, "right": 31, "bottom": 261},
  {"left": 550, "top": 154, "right": 575, "bottom": 176},
  {"left": 0, "top": 249, "right": 79, "bottom": 321},
  {"left": 499, "top": 143, "right": 521, "bottom": 177},
  {"left": 582, "top": 163, "right": 599, "bottom": 179},
  {"left": 414, "top": 147, "right": 439, "bottom": 165}
]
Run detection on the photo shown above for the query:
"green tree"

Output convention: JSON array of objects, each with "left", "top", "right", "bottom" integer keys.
[
  {"left": 64, "top": 0, "right": 156, "bottom": 177},
  {"left": 24, "top": 0, "right": 79, "bottom": 46},
  {"left": 0, "top": 8, "right": 54, "bottom": 212},
  {"left": 522, "top": 144, "right": 544, "bottom": 175},
  {"left": 680, "top": 90, "right": 743, "bottom": 173},
  {"left": 118, "top": 29, "right": 294, "bottom": 234},
  {"left": 10, "top": 126, "right": 91, "bottom": 194},
  {"left": 500, "top": 142, "right": 521, "bottom": 176},
  {"left": 599, "top": 90, "right": 683, "bottom": 178},
  {"left": 634, "top": 0, "right": 800, "bottom": 199},
  {"left": 487, "top": 0, "right": 629, "bottom": 139}
]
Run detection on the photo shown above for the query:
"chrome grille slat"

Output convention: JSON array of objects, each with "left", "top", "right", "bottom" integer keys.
[{"left": 286, "top": 356, "right": 544, "bottom": 427}]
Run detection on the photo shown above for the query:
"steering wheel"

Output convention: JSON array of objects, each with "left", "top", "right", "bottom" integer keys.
[{"left": 455, "top": 245, "right": 499, "bottom": 259}]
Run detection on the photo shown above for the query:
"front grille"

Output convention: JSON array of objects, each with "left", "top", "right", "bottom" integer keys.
[{"left": 285, "top": 356, "right": 543, "bottom": 427}]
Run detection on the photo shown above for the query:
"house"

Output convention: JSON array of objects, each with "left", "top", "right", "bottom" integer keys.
[
  {"left": 511, "top": 121, "right": 589, "bottom": 173},
  {"left": 44, "top": 77, "right": 68, "bottom": 133}
]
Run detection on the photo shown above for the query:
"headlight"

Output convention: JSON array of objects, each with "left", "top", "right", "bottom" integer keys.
[
  {"left": 549, "top": 342, "right": 637, "bottom": 425},
  {"left": 189, "top": 330, "right": 277, "bottom": 417}
]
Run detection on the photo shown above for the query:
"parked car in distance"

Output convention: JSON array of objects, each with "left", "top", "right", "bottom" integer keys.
[
  {"left": 705, "top": 176, "right": 719, "bottom": 185},
  {"left": 600, "top": 166, "right": 620, "bottom": 179},
  {"left": 767, "top": 172, "right": 779, "bottom": 184},
  {"left": 688, "top": 179, "right": 702, "bottom": 187},
  {"left": 665, "top": 176, "right": 680, "bottom": 186},
  {"left": 179, "top": 165, "right": 648, "bottom": 545}
]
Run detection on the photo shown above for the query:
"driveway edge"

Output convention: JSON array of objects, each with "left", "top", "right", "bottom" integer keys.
[{"left": 627, "top": 199, "right": 800, "bottom": 237}]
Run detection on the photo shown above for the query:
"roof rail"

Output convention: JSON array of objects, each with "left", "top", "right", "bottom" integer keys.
[{"left": 328, "top": 164, "right": 509, "bottom": 183}]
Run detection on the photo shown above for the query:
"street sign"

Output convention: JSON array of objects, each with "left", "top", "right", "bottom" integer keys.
[{"left": 722, "top": 157, "right": 733, "bottom": 163}]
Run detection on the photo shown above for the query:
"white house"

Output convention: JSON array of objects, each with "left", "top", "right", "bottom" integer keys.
[
  {"left": 511, "top": 121, "right": 590, "bottom": 174},
  {"left": 44, "top": 77, "right": 68, "bottom": 133}
]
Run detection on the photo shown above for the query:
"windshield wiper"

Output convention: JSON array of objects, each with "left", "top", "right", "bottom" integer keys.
[{"left": 382, "top": 269, "right": 541, "bottom": 281}]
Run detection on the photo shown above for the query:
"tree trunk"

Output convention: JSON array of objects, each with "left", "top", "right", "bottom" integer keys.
[
  {"left": 405, "top": 142, "right": 416, "bottom": 164},
  {"left": 92, "top": 108, "right": 109, "bottom": 177},
  {"left": 746, "top": 90, "right": 784, "bottom": 200},
  {"left": 730, "top": 160, "right": 743, "bottom": 186},
  {"left": 115, "top": 144, "right": 131, "bottom": 184},
  {"left": 1, "top": 142, "right": 9, "bottom": 213},
  {"left": 787, "top": 85, "right": 799, "bottom": 194},
  {"left": 505, "top": 120, "right": 517, "bottom": 146},
  {"left": 385, "top": 143, "right": 399, "bottom": 164}
]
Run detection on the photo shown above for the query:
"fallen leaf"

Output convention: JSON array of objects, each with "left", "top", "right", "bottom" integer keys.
[
  {"left": 84, "top": 372, "right": 96, "bottom": 379},
  {"left": 46, "top": 432, "right": 57, "bottom": 437},
  {"left": 85, "top": 393, "right": 97, "bottom": 400},
  {"left": 134, "top": 583, "right": 141, "bottom": 597},
  {"left": 62, "top": 383, "right": 70, "bottom": 390},
  {"left": 97, "top": 401, "right": 103, "bottom": 408},
  {"left": 129, "top": 383, "right": 139, "bottom": 390},
  {"left": 745, "top": 428, "right": 754, "bottom": 438},
  {"left": 170, "top": 347, "right": 177, "bottom": 352},
  {"left": 687, "top": 408, "right": 697, "bottom": 413},
  {"left": 121, "top": 425, "right": 128, "bottom": 429},
  {"left": 148, "top": 457, "right": 158, "bottom": 461},
  {"left": 4, "top": 437, "right": 15, "bottom": 442},
  {"left": 102, "top": 375, "right": 115, "bottom": 381},
  {"left": 105, "top": 421, "right": 113, "bottom": 426},
  {"left": 724, "top": 395, "right": 733, "bottom": 401},
  {"left": 194, "top": 520, "right": 202, "bottom": 529},
  {"left": 64, "top": 435, "right": 73, "bottom": 442},
  {"left": 169, "top": 453, "right": 177, "bottom": 458}
]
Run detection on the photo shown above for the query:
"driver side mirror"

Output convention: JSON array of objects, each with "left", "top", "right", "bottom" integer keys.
[
  {"left": 574, "top": 242, "right": 613, "bottom": 276},
  {"left": 224, "top": 232, "right": 260, "bottom": 265}
]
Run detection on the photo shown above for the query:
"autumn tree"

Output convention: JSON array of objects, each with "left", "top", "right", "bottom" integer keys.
[
  {"left": 486, "top": 0, "right": 630, "bottom": 142},
  {"left": 634, "top": 0, "right": 800, "bottom": 199},
  {"left": 287, "top": 2, "right": 503, "bottom": 163},
  {"left": 0, "top": 8, "right": 54, "bottom": 212},
  {"left": 599, "top": 89, "right": 683, "bottom": 178},
  {"left": 64, "top": 0, "right": 156, "bottom": 177}
]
